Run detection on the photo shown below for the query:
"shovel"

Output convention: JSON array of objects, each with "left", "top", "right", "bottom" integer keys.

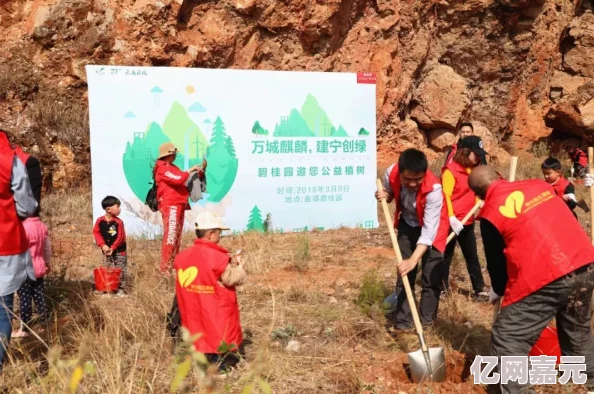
[{"left": 376, "top": 179, "right": 446, "bottom": 383}]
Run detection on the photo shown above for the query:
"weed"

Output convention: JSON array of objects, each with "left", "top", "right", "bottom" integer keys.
[
  {"left": 355, "top": 269, "right": 391, "bottom": 317},
  {"left": 291, "top": 235, "right": 310, "bottom": 271},
  {"left": 271, "top": 324, "right": 297, "bottom": 341}
]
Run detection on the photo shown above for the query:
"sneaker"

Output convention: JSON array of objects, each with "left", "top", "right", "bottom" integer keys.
[
  {"left": 115, "top": 290, "right": 127, "bottom": 298},
  {"left": 475, "top": 288, "right": 489, "bottom": 301},
  {"left": 93, "top": 290, "right": 105, "bottom": 296},
  {"left": 12, "top": 329, "right": 30, "bottom": 338},
  {"left": 213, "top": 365, "right": 234, "bottom": 380},
  {"left": 440, "top": 291, "right": 448, "bottom": 300}
]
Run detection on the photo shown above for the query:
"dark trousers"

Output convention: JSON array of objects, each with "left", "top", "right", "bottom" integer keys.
[
  {"left": 490, "top": 263, "right": 594, "bottom": 393},
  {"left": 17, "top": 277, "right": 48, "bottom": 331},
  {"left": 442, "top": 222, "right": 485, "bottom": 294},
  {"left": 394, "top": 220, "right": 445, "bottom": 329}
]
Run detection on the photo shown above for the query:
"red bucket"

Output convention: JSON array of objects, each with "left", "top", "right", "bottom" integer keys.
[
  {"left": 93, "top": 267, "right": 122, "bottom": 292},
  {"left": 529, "top": 326, "right": 561, "bottom": 364}
]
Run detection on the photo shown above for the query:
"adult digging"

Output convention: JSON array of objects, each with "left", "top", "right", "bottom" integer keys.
[{"left": 376, "top": 179, "right": 446, "bottom": 382}]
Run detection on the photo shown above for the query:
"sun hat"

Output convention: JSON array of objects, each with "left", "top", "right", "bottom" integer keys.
[
  {"left": 158, "top": 142, "right": 177, "bottom": 159},
  {"left": 195, "top": 211, "right": 230, "bottom": 231}
]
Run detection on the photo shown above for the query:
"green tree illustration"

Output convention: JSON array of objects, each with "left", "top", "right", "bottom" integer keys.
[
  {"left": 226, "top": 135, "right": 237, "bottom": 159},
  {"left": 252, "top": 121, "right": 269, "bottom": 135},
  {"left": 205, "top": 116, "right": 239, "bottom": 202},
  {"left": 246, "top": 205, "right": 265, "bottom": 232}
]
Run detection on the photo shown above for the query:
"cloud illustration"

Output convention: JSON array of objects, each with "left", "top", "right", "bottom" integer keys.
[{"left": 188, "top": 102, "right": 207, "bottom": 113}]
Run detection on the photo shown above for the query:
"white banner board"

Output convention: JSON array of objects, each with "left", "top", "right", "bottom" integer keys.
[{"left": 86, "top": 65, "right": 378, "bottom": 237}]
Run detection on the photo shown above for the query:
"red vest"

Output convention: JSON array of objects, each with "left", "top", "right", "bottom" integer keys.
[
  {"left": 442, "top": 161, "right": 476, "bottom": 224},
  {"left": 550, "top": 176, "right": 570, "bottom": 198},
  {"left": 13, "top": 146, "right": 30, "bottom": 167},
  {"left": 445, "top": 144, "right": 457, "bottom": 165},
  {"left": 0, "top": 134, "right": 28, "bottom": 256},
  {"left": 174, "top": 239, "right": 242, "bottom": 354},
  {"left": 388, "top": 166, "right": 450, "bottom": 253},
  {"left": 570, "top": 149, "right": 588, "bottom": 168},
  {"left": 479, "top": 179, "right": 594, "bottom": 307}
]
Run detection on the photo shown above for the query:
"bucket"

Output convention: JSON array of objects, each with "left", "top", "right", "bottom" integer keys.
[
  {"left": 93, "top": 267, "right": 122, "bottom": 292},
  {"left": 529, "top": 326, "right": 561, "bottom": 364}
]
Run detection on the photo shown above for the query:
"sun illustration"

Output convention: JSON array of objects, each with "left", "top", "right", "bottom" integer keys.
[{"left": 186, "top": 85, "right": 195, "bottom": 94}]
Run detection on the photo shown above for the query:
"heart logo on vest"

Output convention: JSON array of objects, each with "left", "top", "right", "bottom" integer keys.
[
  {"left": 499, "top": 191, "right": 525, "bottom": 219},
  {"left": 178, "top": 267, "right": 198, "bottom": 288}
]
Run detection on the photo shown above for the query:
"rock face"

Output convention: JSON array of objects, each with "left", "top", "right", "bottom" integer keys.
[
  {"left": 0, "top": 0, "right": 594, "bottom": 185},
  {"left": 411, "top": 65, "right": 471, "bottom": 130}
]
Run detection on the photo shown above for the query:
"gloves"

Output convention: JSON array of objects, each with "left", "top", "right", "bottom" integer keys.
[
  {"left": 449, "top": 216, "right": 464, "bottom": 235},
  {"left": 489, "top": 288, "right": 501, "bottom": 304},
  {"left": 562, "top": 193, "right": 577, "bottom": 202},
  {"left": 585, "top": 173, "right": 594, "bottom": 188}
]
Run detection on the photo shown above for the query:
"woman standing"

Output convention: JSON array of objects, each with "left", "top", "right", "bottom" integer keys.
[
  {"left": 441, "top": 136, "right": 488, "bottom": 300},
  {"left": 154, "top": 143, "right": 204, "bottom": 276}
]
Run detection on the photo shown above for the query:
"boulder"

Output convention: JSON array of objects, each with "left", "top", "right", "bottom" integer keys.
[
  {"left": 545, "top": 81, "right": 594, "bottom": 140},
  {"left": 563, "top": 13, "right": 594, "bottom": 78},
  {"left": 549, "top": 71, "right": 590, "bottom": 100},
  {"left": 410, "top": 64, "right": 471, "bottom": 130},
  {"left": 427, "top": 129, "right": 456, "bottom": 151}
]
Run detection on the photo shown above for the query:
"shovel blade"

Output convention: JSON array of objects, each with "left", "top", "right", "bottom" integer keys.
[{"left": 408, "top": 347, "right": 446, "bottom": 383}]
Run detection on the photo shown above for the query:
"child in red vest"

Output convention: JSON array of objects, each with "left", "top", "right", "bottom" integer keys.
[
  {"left": 441, "top": 136, "right": 488, "bottom": 300},
  {"left": 93, "top": 196, "right": 127, "bottom": 297},
  {"left": 174, "top": 211, "right": 246, "bottom": 377},
  {"left": 12, "top": 217, "right": 51, "bottom": 338},
  {"left": 541, "top": 157, "right": 577, "bottom": 219},
  {"left": 566, "top": 145, "right": 588, "bottom": 179},
  {"left": 375, "top": 148, "right": 450, "bottom": 331}
]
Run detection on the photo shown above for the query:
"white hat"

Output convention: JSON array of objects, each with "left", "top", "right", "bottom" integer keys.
[{"left": 195, "top": 211, "right": 230, "bottom": 231}]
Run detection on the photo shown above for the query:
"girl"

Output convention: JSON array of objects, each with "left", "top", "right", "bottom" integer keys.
[
  {"left": 12, "top": 216, "right": 51, "bottom": 338},
  {"left": 441, "top": 135, "right": 488, "bottom": 300}
]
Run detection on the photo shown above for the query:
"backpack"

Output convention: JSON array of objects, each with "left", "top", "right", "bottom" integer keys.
[{"left": 145, "top": 173, "right": 159, "bottom": 212}]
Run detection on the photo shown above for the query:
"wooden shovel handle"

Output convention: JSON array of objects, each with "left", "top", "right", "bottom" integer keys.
[
  {"left": 588, "top": 147, "right": 594, "bottom": 245},
  {"left": 493, "top": 156, "right": 519, "bottom": 323},
  {"left": 446, "top": 200, "right": 483, "bottom": 244},
  {"left": 376, "top": 179, "right": 427, "bottom": 352}
]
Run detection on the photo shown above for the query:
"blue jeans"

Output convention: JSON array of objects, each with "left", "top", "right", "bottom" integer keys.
[{"left": 0, "top": 293, "right": 14, "bottom": 370}]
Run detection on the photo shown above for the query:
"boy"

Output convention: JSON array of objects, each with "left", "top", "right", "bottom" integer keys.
[
  {"left": 93, "top": 196, "right": 127, "bottom": 296},
  {"left": 375, "top": 148, "right": 449, "bottom": 331},
  {"left": 174, "top": 211, "right": 246, "bottom": 377},
  {"left": 541, "top": 157, "right": 578, "bottom": 218},
  {"left": 566, "top": 145, "right": 588, "bottom": 179}
]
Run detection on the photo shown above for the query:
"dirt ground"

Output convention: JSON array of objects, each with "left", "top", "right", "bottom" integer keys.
[{"left": 1, "top": 155, "right": 592, "bottom": 393}]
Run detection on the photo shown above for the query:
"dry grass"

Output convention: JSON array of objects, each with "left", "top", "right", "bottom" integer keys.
[
  {"left": 27, "top": 92, "right": 89, "bottom": 149},
  {"left": 1, "top": 154, "right": 591, "bottom": 393}
]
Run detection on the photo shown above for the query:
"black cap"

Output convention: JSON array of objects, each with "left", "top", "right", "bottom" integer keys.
[{"left": 459, "top": 136, "right": 488, "bottom": 156}]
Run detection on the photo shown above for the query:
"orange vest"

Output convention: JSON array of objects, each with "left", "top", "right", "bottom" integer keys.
[
  {"left": 442, "top": 161, "right": 476, "bottom": 224},
  {"left": 174, "top": 239, "right": 242, "bottom": 354},
  {"left": 479, "top": 179, "right": 594, "bottom": 307},
  {"left": 0, "top": 134, "right": 28, "bottom": 256},
  {"left": 388, "top": 166, "right": 450, "bottom": 253}
]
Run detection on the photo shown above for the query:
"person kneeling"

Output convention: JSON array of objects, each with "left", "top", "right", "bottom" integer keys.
[{"left": 174, "top": 212, "right": 246, "bottom": 377}]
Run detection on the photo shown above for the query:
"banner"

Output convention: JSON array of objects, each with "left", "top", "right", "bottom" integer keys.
[{"left": 86, "top": 65, "right": 377, "bottom": 237}]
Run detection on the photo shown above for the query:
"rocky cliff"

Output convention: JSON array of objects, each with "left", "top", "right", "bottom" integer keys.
[{"left": 1, "top": 0, "right": 593, "bottom": 188}]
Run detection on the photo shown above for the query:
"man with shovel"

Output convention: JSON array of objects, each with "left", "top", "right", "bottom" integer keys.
[
  {"left": 469, "top": 166, "right": 594, "bottom": 393},
  {"left": 375, "top": 148, "right": 450, "bottom": 331}
]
